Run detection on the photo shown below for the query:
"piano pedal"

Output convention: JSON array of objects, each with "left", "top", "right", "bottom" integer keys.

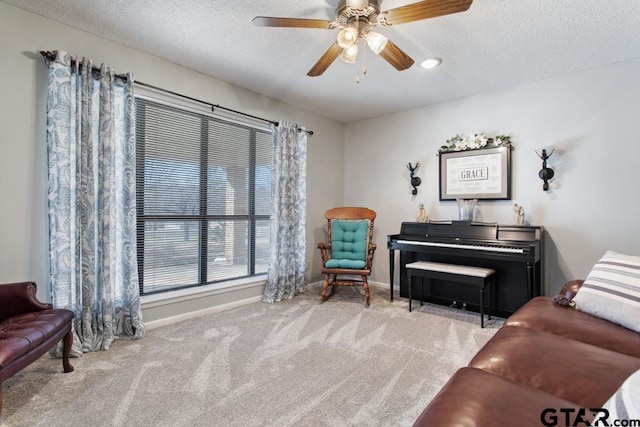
[
  {"left": 450, "top": 300, "right": 457, "bottom": 308},
  {"left": 462, "top": 302, "right": 467, "bottom": 310}
]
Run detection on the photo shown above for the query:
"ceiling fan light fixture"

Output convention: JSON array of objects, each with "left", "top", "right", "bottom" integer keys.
[
  {"left": 365, "top": 31, "right": 388, "bottom": 55},
  {"left": 346, "top": 0, "right": 369, "bottom": 10},
  {"left": 420, "top": 57, "right": 442, "bottom": 69},
  {"left": 340, "top": 44, "right": 359, "bottom": 64},
  {"left": 337, "top": 27, "right": 358, "bottom": 49}
]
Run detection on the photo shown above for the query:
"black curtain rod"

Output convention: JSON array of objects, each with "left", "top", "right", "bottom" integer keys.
[
  {"left": 40, "top": 51, "right": 313, "bottom": 136},
  {"left": 40, "top": 50, "right": 131, "bottom": 80},
  {"left": 211, "top": 104, "right": 278, "bottom": 127},
  {"left": 137, "top": 81, "right": 313, "bottom": 136}
]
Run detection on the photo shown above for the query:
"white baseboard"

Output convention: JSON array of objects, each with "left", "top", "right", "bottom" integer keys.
[
  {"left": 370, "top": 280, "right": 397, "bottom": 290},
  {"left": 308, "top": 279, "right": 397, "bottom": 290},
  {"left": 144, "top": 295, "right": 263, "bottom": 331},
  {"left": 143, "top": 279, "right": 396, "bottom": 331}
]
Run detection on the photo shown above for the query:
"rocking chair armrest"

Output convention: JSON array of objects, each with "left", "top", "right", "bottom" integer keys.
[
  {"left": 365, "top": 243, "right": 377, "bottom": 269},
  {"left": 316, "top": 242, "right": 331, "bottom": 250},
  {"left": 317, "top": 242, "right": 332, "bottom": 265}
]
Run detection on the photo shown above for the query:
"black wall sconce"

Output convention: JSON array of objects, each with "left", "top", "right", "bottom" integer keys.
[
  {"left": 407, "top": 162, "right": 421, "bottom": 195},
  {"left": 536, "top": 148, "right": 555, "bottom": 191}
]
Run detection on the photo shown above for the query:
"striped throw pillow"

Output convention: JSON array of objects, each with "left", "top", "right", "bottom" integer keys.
[
  {"left": 572, "top": 251, "right": 640, "bottom": 333},
  {"left": 602, "top": 368, "right": 640, "bottom": 422}
]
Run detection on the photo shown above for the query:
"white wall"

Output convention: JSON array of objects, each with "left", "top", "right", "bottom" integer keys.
[
  {"left": 345, "top": 58, "right": 640, "bottom": 295},
  {"left": 3, "top": 1, "right": 638, "bottom": 318},
  {"left": 0, "top": 3, "right": 344, "bottom": 313}
]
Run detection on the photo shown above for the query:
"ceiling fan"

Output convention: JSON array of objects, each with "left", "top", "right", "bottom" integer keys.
[{"left": 253, "top": 0, "right": 473, "bottom": 77}]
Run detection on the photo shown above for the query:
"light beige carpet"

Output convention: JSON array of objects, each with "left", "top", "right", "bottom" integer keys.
[{"left": 1, "top": 285, "right": 501, "bottom": 426}]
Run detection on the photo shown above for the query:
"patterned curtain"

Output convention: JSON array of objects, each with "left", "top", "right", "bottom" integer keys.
[
  {"left": 46, "top": 51, "right": 144, "bottom": 355},
  {"left": 263, "top": 121, "right": 308, "bottom": 303}
]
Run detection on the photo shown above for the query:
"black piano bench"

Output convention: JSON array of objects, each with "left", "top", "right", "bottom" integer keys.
[{"left": 406, "top": 261, "right": 495, "bottom": 328}]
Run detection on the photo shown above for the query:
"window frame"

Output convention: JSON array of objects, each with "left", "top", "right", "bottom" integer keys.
[{"left": 134, "top": 94, "right": 272, "bottom": 296}]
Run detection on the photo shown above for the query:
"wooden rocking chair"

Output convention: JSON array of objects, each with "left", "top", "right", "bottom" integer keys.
[{"left": 317, "top": 207, "right": 377, "bottom": 307}]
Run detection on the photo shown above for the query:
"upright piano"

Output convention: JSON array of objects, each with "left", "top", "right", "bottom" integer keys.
[{"left": 387, "top": 221, "right": 544, "bottom": 317}]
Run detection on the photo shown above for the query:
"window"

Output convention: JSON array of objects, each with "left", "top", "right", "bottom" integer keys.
[{"left": 135, "top": 97, "right": 272, "bottom": 295}]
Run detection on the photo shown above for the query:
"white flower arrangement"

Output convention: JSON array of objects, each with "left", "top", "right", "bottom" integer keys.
[{"left": 438, "top": 133, "right": 513, "bottom": 154}]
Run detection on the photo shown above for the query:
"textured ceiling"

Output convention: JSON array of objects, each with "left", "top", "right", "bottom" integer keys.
[{"left": 6, "top": 0, "right": 640, "bottom": 123}]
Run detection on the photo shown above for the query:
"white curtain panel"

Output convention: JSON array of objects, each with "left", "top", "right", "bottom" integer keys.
[
  {"left": 263, "top": 121, "right": 308, "bottom": 303},
  {"left": 46, "top": 50, "right": 144, "bottom": 354}
]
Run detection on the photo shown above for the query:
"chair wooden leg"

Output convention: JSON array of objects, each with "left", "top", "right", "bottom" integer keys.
[
  {"left": 62, "top": 329, "right": 74, "bottom": 373},
  {"left": 320, "top": 275, "right": 337, "bottom": 303},
  {"left": 363, "top": 276, "right": 370, "bottom": 308},
  {"left": 330, "top": 275, "right": 337, "bottom": 298},
  {"left": 320, "top": 275, "right": 330, "bottom": 303}
]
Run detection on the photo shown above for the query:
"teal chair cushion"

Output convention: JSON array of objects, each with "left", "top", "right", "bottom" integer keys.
[
  {"left": 327, "top": 220, "right": 368, "bottom": 270},
  {"left": 325, "top": 259, "right": 367, "bottom": 269}
]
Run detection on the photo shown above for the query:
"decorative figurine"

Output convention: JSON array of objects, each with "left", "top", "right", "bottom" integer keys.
[
  {"left": 513, "top": 203, "right": 525, "bottom": 225},
  {"left": 416, "top": 203, "right": 429, "bottom": 223}
]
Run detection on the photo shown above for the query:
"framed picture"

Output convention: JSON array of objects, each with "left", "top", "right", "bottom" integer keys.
[{"left": 439, "top": 146, "right": 511, "bottom": 200}]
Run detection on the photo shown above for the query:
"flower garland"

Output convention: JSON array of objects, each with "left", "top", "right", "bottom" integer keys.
[{"left": 438, "top": 133, "right": 513, "bottom": 154}]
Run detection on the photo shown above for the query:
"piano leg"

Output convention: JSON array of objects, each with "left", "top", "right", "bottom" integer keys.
[
  {"left": 389, "top": 249, "right": 395, "bottom": 302},
  {"left": 526, "top": 262, "right": 534, "bottom": 300},
  {"left": 408, "top": 272, "right": 412, "bottom": 312},
  {"left": 480, "top": 287, "right": 485, "bottom": 328},
  {"left": 533, "top": 263, "right": 540, "bottom": 297}
]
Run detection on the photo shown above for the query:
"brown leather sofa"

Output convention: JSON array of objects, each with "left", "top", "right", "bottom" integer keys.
[
  {"left": 414, "top": 280, "right": 640, "bottom": 426},
  {"left": 0, "top": 282, "right": 74, "bottom": 415}
]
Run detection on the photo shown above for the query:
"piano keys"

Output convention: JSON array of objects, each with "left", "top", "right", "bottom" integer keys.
[
  {"left": 394, "top": 239, "right": 526, "bottom": 254},
  {"left": 388, "top": 221, "right": 544, "bottom": 317}
]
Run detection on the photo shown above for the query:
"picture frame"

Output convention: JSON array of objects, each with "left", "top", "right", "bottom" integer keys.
[{"left": 439, "top": 146, "right": 511, "bottom": 200}]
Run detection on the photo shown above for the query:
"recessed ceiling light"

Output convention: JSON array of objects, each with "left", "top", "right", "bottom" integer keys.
[{"left": 420, "top": 57, "right": 442, "bottom": 69}]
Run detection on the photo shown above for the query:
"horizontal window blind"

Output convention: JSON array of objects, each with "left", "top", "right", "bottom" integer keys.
[{"left": 135, "top": 97, "right": 272, "bottom": 295}]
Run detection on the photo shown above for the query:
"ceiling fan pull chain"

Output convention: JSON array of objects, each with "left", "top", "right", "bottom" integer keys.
[
  {"left": 356, "top": 38, "right": 363, "bottom": 84},
  {"left": 358, "top": 43, "right": 368, "bottom": 83},
  {"left": 363, "top": 40, "right": 368, "bottom": 75}
]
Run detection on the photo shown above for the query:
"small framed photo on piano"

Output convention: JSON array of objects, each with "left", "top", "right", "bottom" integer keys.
[{"left": 439, "top": 146, "right": 511, "bottom": 200}]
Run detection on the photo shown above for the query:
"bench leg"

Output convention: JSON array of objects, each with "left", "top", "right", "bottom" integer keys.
[
  {"left": 488, "top": 278, "right": 493, "bottom": 321},
  {"left": 408, "top": 274, "right": 412, "bottom": 312},
  {"left": 62, "top": 329, "right": 74, "bottom": 373}
]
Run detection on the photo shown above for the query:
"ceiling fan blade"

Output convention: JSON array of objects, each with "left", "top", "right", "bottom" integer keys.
[
  {"left": 252, "top": 16, "right": 334, "bottom": 29},
  {"left": 379, "top": 0, "right": 472, "bottom": 26},
  {"left": 307, "top": 42, "right": 343, "bottom": 77},
  {"left": 378, "top": 39, "right": 415, "bottom": 71}
]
